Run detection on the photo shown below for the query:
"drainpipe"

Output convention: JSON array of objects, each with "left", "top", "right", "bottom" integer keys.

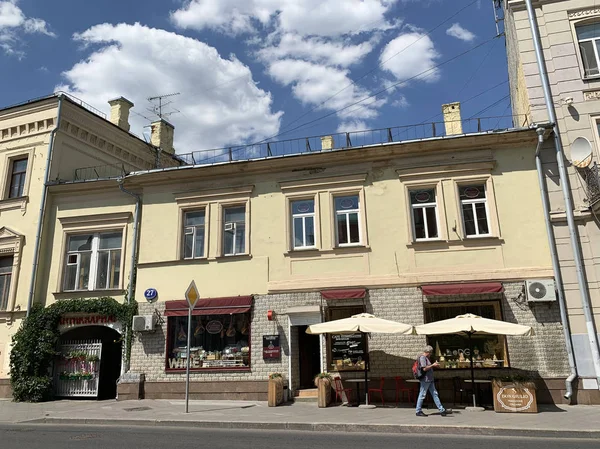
[
  {"left": 118, "top": 178, "right": 141, "bottom": 373},
  {"left": 525, "top": 0, "right": 600, "bottom": 389},
  {"left": 535, "top": 127, "right": 578, "bottom": 402},
  {"left": 26, "top": 94, "right": 64, "bottom": 317}
]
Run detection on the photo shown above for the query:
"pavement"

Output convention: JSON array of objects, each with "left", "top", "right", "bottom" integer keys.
[{"left": 1, "top": 398, "right": 599, "bottom": 439}]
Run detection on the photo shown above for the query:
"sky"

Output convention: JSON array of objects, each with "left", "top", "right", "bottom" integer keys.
[{"left": 0, "top": 0, "right": 512, "bottom": 154}]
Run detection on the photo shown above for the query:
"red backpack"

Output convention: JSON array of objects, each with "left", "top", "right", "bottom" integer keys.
[{"left": 412, "top": 358, "right": 423, "bottom": 379}]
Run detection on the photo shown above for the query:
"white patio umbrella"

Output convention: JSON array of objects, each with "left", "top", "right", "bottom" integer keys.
[
  {"left": 414, "top": 313, "right": 534, "bottom": 409},
  {"left": 307, "top": 313, "right": 413, "bottom": 407}
]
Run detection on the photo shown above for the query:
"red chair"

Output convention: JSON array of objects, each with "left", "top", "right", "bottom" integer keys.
[
  {"left": 333, "top": 377, "right": 353, "bottom": 404},
  {"left": 368, "top": 377, "right": 385, "bottom": 406},
  {"left": 394, "top": 376, "right": 416, "bottom": 406}
]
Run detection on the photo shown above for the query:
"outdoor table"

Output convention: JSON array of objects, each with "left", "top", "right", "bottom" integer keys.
[
  {"left": 345, "top": 378, "right": 370, "bottom": 407},
  {"left": 464, "top": 379, "right": 492, "bottom": 407}
]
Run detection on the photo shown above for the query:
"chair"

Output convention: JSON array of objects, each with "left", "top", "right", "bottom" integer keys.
[
  {"left": 368, "top": 376, "right": 385, "bottom": 406},
  {"left": 394, "top": 376, "right": 416, "bottom": 406},
  {"left": 453, "top": 376, "right": 473, "bottom": 406},
  {"left": 333, "top": 377, "right": 353, "bottom": 404}
]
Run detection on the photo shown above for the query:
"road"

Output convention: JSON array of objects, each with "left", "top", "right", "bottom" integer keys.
[{"left": 0, "top": 424, "right": 599, "bottom": 449}]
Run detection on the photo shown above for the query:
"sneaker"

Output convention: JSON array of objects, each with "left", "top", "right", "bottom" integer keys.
[
  {"left": 440, "top": 411, "right": 447, "bottom": 416},
  {"left": 415, "top": 411, "right": 428, "bottom": 417}
]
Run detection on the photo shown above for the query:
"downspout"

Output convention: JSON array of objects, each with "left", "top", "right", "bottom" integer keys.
[
  {"left": 118, "top": 178, "right": 141, "bottom": 373},
  {"left": 26, "top": 94, "right": 64, "bottom": 317},
  {"left": 525, "top": 0, "right": 600, "bottom": 389},
  {"left": 534, "top": 127, "right": 578, "bottom": 402}
]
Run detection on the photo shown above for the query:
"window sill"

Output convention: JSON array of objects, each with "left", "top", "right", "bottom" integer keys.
[
  {"left": 286, "top": 245, "right": 370, "bottom": 256},
  {"left": 53, "top": 289, "right": 126, "bottom": 300},
  {"left": 214, "top": 253, "right": 252, "bottom": 261},
  {"left": 0, "top": 196, "right": 27, "bottom": 212},
  {"left": 408, "top": 239, "right": 446, "bottom": 247}
]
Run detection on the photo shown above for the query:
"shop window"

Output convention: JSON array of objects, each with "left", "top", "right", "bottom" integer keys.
[
  {"left": 183, "top": 209, "right": 206, "bottom": 259},
  {"left": 223, "top": 205, "right": 246, "bottom": 255},
  {"left": 291, "top": 199, "right": 316, "bottom": 249},
  {"left": 334, "top": 195, "right": 361, "bottom": 246},
  {"left": 409, "top": 188, "right": 439, "bottom": 241},
  {"left": 63, "top": 232, "right": 122, "bottom": 291},
  {"left": 327, "top": 306, "right": 366, "bottom": 372},
  {"left": 424, "top": 302, "right": 508, "bottom": 369},
  {"left": 0, "top": 256, "right": 12, "bottom": 311},
  {"left": 576, "top": 22, "right": 600, "bottom": 78},
  {"left": 459, "top": 185, "right": 490, "bottom": 237},
  {"left": 7, "top": 157, "right": 27, "bottom": 199},
  {"left": 166, "top": 312, "right": 251, "bottom": 370}
]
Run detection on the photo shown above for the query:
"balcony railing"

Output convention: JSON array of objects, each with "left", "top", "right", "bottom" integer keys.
[
  {"left": 583, "top": 163, "right": 600, "bottom": 206},
  {"left": 74, "top": 163, "right": 132, "bottom": 181}
]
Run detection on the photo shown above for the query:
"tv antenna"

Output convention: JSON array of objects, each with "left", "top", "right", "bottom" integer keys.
[{"left": 147, "top": 92, "right": 180, "bottom": 119}]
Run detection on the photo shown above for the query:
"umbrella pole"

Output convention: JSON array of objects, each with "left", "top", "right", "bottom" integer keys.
[
  {"left": 364, "top": 359, "right": 369, "bottom": 405},
  {"left": 468, "top": 332, "right": 476, "bottom": 408}
]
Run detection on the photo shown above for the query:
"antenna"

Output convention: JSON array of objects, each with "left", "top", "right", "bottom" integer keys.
[
  {"left": 147, "top": 92, "right": 180, "bottom": 119},
  {"left": 570, "top": 136, "right": 593, "bottom": 168}
]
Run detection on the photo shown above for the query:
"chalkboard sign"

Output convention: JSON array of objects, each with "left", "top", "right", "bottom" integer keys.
[
  {"left": 263, "top": 334, "right": 281, "bottom": 359},
  {"left": 330, "top": 333, "right": 367, "bottom": 371}
]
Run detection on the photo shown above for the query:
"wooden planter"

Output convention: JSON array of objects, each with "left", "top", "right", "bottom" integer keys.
[
  {"left": 317, "top": 379, "right": 332, "bottom": 408},
  {"left": 492, "top": 381, "right": 538, "bottom": 413},
  {"left": 268, "top": 379, "right": 284, "bottom": 407}
]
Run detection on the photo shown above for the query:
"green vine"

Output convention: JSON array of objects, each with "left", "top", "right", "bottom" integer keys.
[{"left": 9, "top": 297, "right": 137, "bottom": 402}]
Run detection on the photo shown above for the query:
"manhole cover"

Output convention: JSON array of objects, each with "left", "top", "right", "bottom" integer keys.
[{"left": 124, "top": 406, "right": 152, "bottom": 412}]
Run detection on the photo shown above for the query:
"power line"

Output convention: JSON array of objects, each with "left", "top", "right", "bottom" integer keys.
[{"left": 467, "top": 93, "right": 510, "bottom": 119}]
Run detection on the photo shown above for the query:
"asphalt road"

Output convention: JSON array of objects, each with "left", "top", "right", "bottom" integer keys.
[{"left": 1, "top": 424, "right": 599, "bottom": 449}]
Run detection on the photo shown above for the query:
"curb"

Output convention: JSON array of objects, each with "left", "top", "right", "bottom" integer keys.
[{"left": 21, "top": 417, "right": 600, "bottom": 439}]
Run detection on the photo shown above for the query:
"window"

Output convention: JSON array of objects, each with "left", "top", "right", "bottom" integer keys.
[
  {"left": 459, "top": 185, "right": 490, "bottom": 237},
  {"left": 327, "top": 306, "right": 367, "bottom": 371},
  {"left": 166, "top": 312, "right": 250, "bottom": 370},
  {"left": 0, "top": 256, "right": 12, "bottom": 311},
  {"left": 335, "top": 195, "right": 360, "bottom": 246},
  {"left": 410, "top": 189, "right": 439, "bottom": 240},
  {"left": 183, "top": 210, "right": 205, "bottom": 259},
  {"left": 63, "top": 232, "right": 122, "bottom": 291},
  {"left": 8, "top": 157, "right": 27, "bottom": 199},
  {"left": 424, "top": 302, "right": 508, "bottom": 369},
  {"left": 291, "top": 199, "right": 315, "bottom": 249},
  {"left": 576, "top": 22, "right": 600, "bottom": 77},
  {"left": 223, "top": 206, "right": 246, "bottom": 255}
]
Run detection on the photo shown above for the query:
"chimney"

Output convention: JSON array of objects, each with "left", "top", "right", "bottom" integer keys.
[
  {"left": 442, "top": 102, "right": 463, "bottom": 136},
  {"left": 108, "top": 97, "right": 134, "bottom": 132},
  {"left": 321, "top": 135, "right": 334, "bottom": 151},
  {"left": 150, "top": 119, "right": 175, "bottom": 154}
]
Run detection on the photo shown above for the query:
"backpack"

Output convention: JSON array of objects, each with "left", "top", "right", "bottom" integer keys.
[{"left": 412, "top": 357, "right": 424, "bottom": 380}]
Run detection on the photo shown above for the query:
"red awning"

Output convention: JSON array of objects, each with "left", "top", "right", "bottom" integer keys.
[
  {"left": 321, "top": 288, "right": 366, "bottom": 300},
  {"left": 164, "top": 296, "right": 253, "bottom": 317},
  {"left": 421, "top": 282, "right": 504, "bottom": 296}
]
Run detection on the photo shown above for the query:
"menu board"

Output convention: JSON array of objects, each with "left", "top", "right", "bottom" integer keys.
[
  {"left": 263, "top": 334, "right": 281, "bottom": 359},
  {"left": 330, "top": 333, "right": 367, "bottom": 371}
]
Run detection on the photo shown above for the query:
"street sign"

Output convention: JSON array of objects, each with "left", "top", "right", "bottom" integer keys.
[{"left": 185, "top": 281, "right": 200, "bottom": 309}]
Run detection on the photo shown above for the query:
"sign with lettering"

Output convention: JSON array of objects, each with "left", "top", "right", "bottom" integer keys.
[
  {"left": 493, "top": 384, "right": 538, "bottom": 413},
  {"left": 206, "top": 320, "right": 223, "bottom": 335},
  {"left": 330, "top": 333, "right": 366, "bottom": 370},
  {"left": 263, "top": 335, "right": 281, "bottom": 359},
  {"left": 58, "top": 314, "right": 122, "bottom": 334}
]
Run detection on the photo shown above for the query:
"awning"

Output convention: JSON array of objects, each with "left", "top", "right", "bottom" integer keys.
[
  {"left": 165, "top": 296, "right": 253, "bottom": 317},
  {"left": 421, "top": 282, "right": 503, "bottom": 296},
  {"left": 321, "top": 288, "right": 366, "bottom": 300}
]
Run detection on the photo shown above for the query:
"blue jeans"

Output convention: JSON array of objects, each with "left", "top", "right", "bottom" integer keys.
[{"left": 416, "top": 379, "right": 445, "bottom": 413}]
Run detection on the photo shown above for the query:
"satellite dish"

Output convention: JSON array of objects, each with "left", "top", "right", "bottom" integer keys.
[{"left": 571, "top": 137, "right": 593, "bottom": 168}]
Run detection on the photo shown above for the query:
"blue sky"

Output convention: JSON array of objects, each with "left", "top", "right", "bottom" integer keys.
[{"left": 0, "top": 0, "right": 512, "bottom": 153}]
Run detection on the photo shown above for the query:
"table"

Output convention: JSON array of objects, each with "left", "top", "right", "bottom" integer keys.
[
  {"left": 345, "top": 378, "right": 369, "bottom": 407},
  {"left": 464, "top": 379, "right": 492, "bottom": 407}
]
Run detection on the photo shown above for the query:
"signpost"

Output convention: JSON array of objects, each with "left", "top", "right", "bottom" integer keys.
[{"left": 184, "top": 280, "right": 200, "bottom": 413}]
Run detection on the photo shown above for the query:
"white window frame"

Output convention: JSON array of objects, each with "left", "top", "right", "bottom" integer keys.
[
  {"left": 182, "top": 209, "right": 207, "bottom": 259},
  {"left": 0, "top": 256, "right": 13, "bottom": 311},
  {"left": 7, "top": 156, "right": 27, "bottom": 199},
  {"left": 409, "top": 188, "right": 441, "bottom": 242},
  {"left": 291, "top": 198, "right": 316, "bottom": 250},
  {"left": 334, "top": 194, "right": 361, "bottom": 247},
  {"left": 222, "top": 204, "right": 247, "bottom": 256},
  {"left": 574, "top": 20, "right": 600, "bottom": 78},
  {"left": 459, "top": 184, "right": 491, "bottom": 238}
]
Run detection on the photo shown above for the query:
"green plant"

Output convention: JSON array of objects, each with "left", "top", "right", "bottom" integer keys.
[
  {"left": 86, "top": 354, "right": 100, "bottom": 363},
  {"left": 10, "top": 297, "right": 137, "bottom": 402},
  {"left": 268, "top": 372, "right": 283, "bottom": 381},
  {"left": 314, "top": 372, "right": 332, "bottom": 387}
]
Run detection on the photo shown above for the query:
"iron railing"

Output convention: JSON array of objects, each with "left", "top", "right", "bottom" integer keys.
[
  {"left": 0, "top": 91, "right": 107, "bottom": 120},
  {"left": 583, "top": 163, "right": 600, "bottom": 206},
  {"left": 74, "top": 163, "right": 132, "bottom": 181}
]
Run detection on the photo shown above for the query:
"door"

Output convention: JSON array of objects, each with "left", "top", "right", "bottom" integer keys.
[{"left": 297, "top": 325, "right": 321, "bottom": 389}]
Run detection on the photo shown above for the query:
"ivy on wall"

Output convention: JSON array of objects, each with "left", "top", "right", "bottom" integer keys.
[{"left": 9, "top": 297, "right": 137, "bottom": 402}]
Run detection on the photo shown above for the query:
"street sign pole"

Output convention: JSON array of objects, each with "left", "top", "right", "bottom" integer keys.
[{"left": 184, "top": 280, "right": 200, "bottom": 414}]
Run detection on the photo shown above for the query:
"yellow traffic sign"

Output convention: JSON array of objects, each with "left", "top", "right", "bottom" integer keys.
[{"left": 185, "top": 280, "right": 200, "bottom": 309}]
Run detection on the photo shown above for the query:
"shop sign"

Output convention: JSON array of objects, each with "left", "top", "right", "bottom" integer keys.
[
  {"left": 168, "top": 358, "right": 200, "bottom": 369},
  {"left": 263, "top": 335, "right": 280, "bottom": 359},
  {"left": 494, "top": 386, "right": 537, "bottom": 413},
  {"left": 58, "top": 314, "right": 121, "bottom": 334},
  {"left": 206, "top": 320, "right": 223, "bottom": 335}
]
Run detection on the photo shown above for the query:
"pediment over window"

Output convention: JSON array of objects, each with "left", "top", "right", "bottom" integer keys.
[{"left": 0, "top": 227, "right": 23, "bottom": 240}]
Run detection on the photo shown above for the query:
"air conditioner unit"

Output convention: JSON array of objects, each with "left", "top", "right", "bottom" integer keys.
[
  {"left": 224, "top": 222, "right": 235, "bottom": 232},
  {"left": 132, "top": 315, "right": 157, "bottom": 332},
  {"left": 525, "top": 279, "right": 556, "bottom": 303}
]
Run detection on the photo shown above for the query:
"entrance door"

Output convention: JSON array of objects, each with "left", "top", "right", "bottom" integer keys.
[{"left": 297, "top": 325, "right": 321, "bottom": 389}]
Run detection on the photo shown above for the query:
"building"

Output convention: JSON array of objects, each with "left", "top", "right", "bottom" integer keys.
[
  {"left": 0, "top": 93, "right": 178, "bottom": 398},
  {"left": 504, "top": 0, "right": 600, "bottom": 403}
]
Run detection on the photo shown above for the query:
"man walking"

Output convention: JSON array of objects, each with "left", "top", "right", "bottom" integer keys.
[{"left": 415, "top": 345, "right": 447, "bottom": 417}]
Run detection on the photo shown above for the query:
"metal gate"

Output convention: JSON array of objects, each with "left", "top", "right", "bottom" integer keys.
[{"left": 54, "top": 340, "right": 102, "bottom": 398}]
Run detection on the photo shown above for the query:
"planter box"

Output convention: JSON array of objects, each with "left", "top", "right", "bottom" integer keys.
[
  {"left": 492, "top": 381, "right": 538, "bottom": 413},
  {"left": 268, "top": 379, "right": 284, "bottom": 407},
  {"left": 317, "top": 379, "right": 332, "bottom": 408}
]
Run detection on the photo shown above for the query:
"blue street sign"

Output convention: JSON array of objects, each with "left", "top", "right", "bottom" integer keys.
[{"left": 144, "top": 288, "right": 158, "bottom": 302}]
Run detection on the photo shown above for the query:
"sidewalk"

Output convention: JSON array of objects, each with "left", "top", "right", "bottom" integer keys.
[{"left": 1, "top": 398, "right": 599, "bottom": 439}]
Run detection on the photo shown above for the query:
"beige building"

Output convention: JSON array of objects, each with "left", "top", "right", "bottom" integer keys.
[
  {"left": 0, "top": 93, "right": 178, "bottom": 398},
  {"left": 504, "top": 0, "right": 600, "bottom": 402}
]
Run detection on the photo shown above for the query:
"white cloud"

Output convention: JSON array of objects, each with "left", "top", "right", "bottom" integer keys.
[
  {"left": 446, "top": 23, "right": 475, "bottom": 42},
  {"left": 0, "top": 0, "right": 55, "bottom": 56},
  {"left": 380, "top": 32, "right": 440, "bottom": 83},
  {"left": 57, "top": 23, "right": 282, "bottom": 152},
  {"left": 171, "top": 0, "right": 398, "bottom": 37}
]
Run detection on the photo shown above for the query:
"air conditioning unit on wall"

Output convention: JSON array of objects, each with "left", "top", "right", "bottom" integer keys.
[
  {"left": 525, "top": 279, "right": 556, "bottom": 303},
  {"left": 132, "top": 315, "right": 157, "bottom": 332}
]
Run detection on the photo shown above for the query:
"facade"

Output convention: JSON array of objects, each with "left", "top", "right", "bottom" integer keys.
[
  {"left": 0, "top": 93, "right": 178, "bottom": 398},
  {"left": 504, "top": 0, "right": 600, "bottom": 403}
]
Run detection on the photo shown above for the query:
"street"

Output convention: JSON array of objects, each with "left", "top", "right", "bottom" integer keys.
[{"left": 0, "top": 424, "right": 598, "bottom": 449}]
